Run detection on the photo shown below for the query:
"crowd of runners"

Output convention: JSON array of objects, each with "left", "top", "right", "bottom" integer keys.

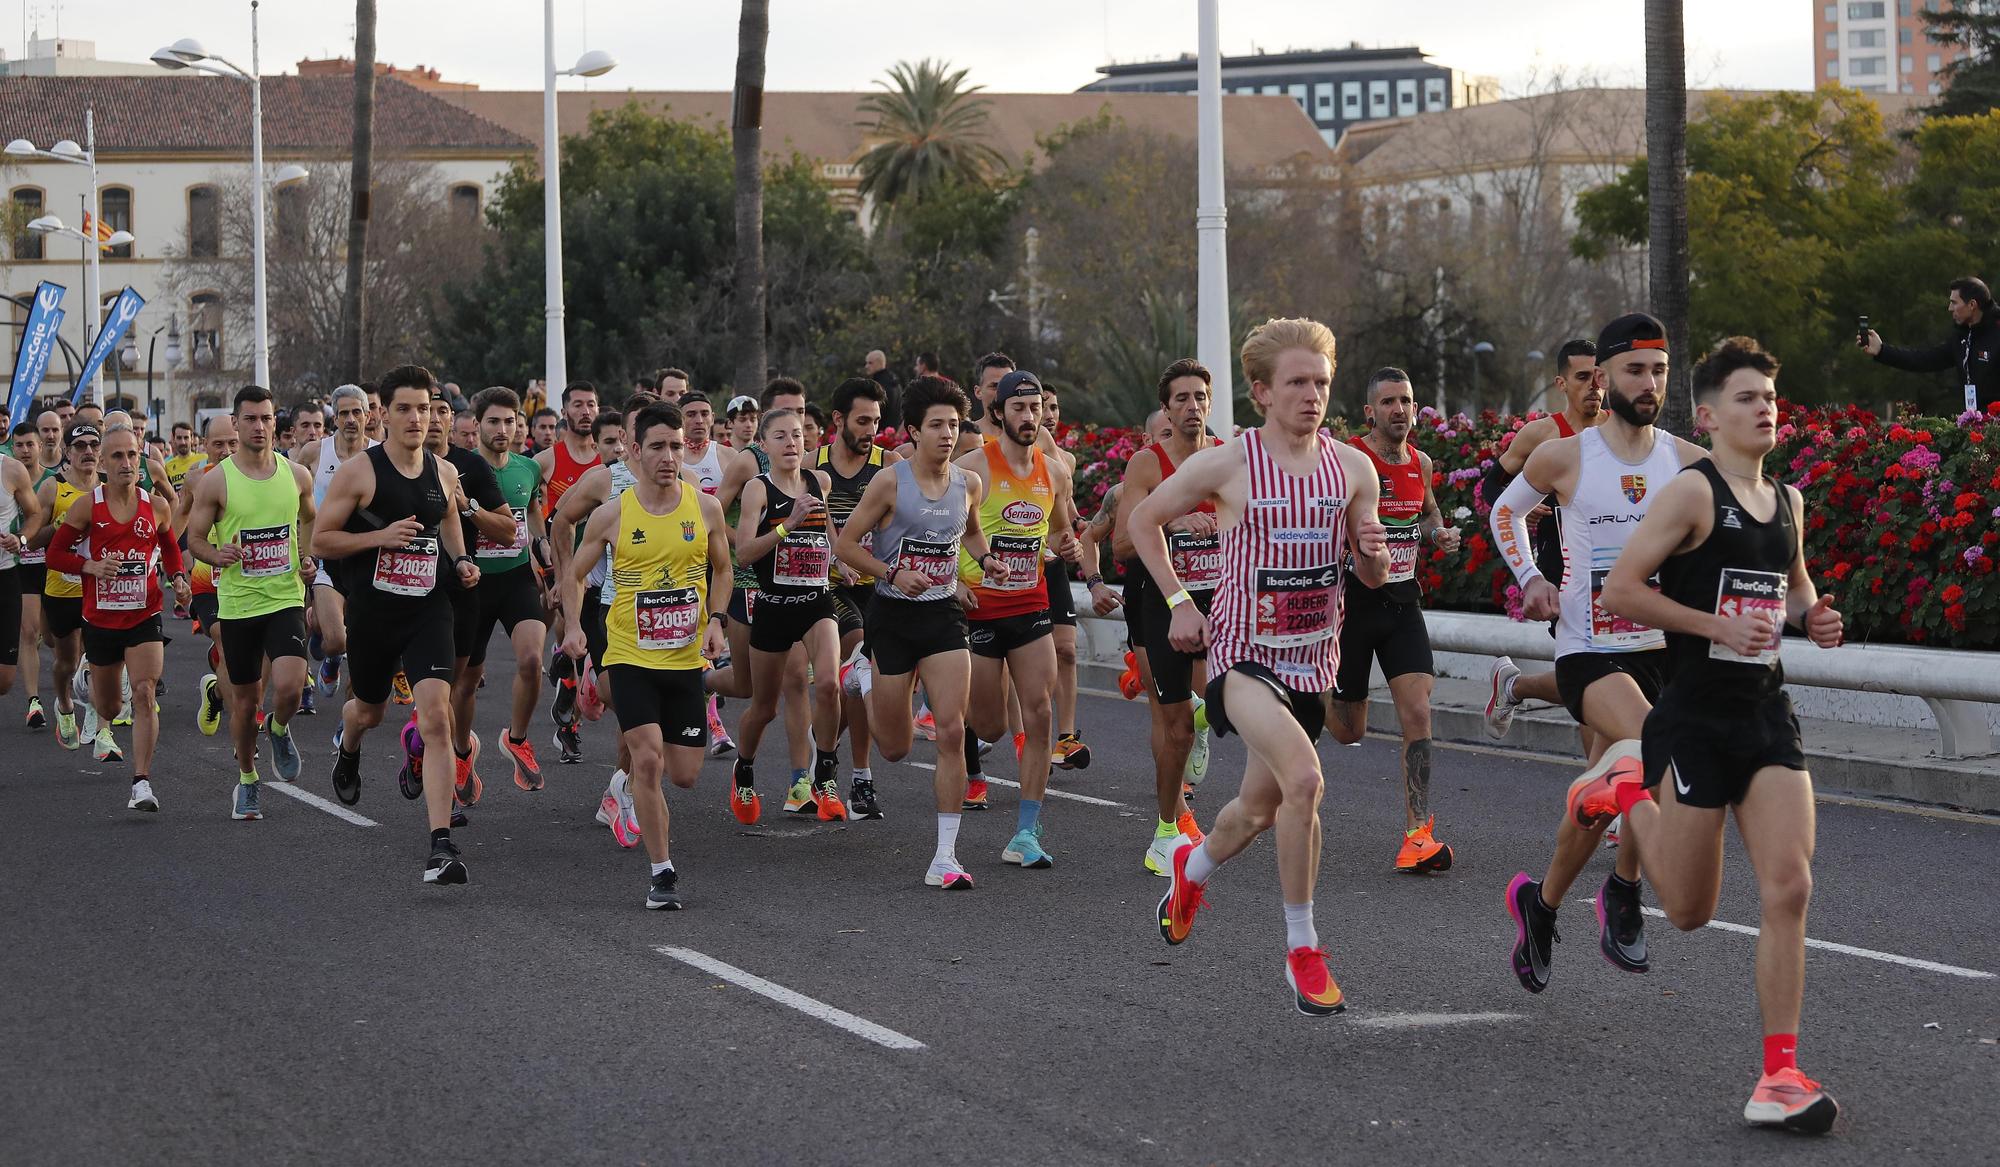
[{"left": 3, "top": 313, "right": 1849, "bottom": 1134}]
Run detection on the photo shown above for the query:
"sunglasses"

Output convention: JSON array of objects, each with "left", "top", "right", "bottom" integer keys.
[{"left": 69, "top": 440, "right": 100, "bottom": 451}]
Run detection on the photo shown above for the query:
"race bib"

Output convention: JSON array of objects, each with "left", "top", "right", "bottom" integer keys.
[
  {"left": 984, "top": 533, "right": 1042, "bottom": 592},
  {"left": 1968, "top": 383, "right": 1980, "bottom": 414},
  {"left": 475, "top": 507, "right": 528, "bottom": 559},
  {"left": 1169, "top": 531, "right": 1223, "bottom": 591},
  {"left": 1711, "top": 568, "right": 1785, "bottom": 666},
  {"left": 19, "top": 545, "right": 43, "bottom": 565},
  {"left": 635, "top": 586, "right": 700, "bottom": 651},
  {"left": 1588, "top": 568, "right": 1665, "bottom": 650},
  {"left": 372, "top": 535, "right": 440, "bottom": 597},
  {"left": 1251, "top": 563, "right": 1342, "bottom": 648},
  {"left": 1383, "top": 522, "right": 1421, "bottom": 584},
  {"left": 772, "top": 529, "right": 831, "bottom": 588},
  {"left": 239, "top": 523, "right": 293, "bottom": 577},
  {"left": 894, "top": 536, "right": 958, "bottom": 602},
  {"left": 95, "top": 559, "right": 149, "bottom": 611}
]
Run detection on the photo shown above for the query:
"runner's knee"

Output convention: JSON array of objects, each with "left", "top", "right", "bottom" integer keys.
[{"left": 1758, "top": 862, "right": 1813, "bottom": 922}]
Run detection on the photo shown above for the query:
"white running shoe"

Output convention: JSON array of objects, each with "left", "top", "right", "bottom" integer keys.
[
  {"left": 1484, "top": 656, "right": 1523, "bottom": 740},
  {"left": 127, "top": 778, "right": 158, "bottom": 812},
  {"left": 1144, "top": 831, "right": 1183, "bottom": 877},
  {"left": 923, "top": 856, "right": 975, "bottom": 889}
]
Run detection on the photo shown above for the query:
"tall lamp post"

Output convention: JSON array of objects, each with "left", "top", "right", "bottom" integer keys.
[
  {"left": 1467, "top": 340, "right": 1496, "bottom": 411},
  {"left": 1194, "top": 0, "right": 1233, "bottom": 436},
  {"left": 542, "top": 1, "right": 617, "bottom": 401},
  {"left": 5, "top": 116, "right": 123, "bottom": 405},
  {"left": 24, "top": 214, "right": 135, "bottom": 405},
  {"left": 152, "top": 4, "right": 308, "bottom": 391}
]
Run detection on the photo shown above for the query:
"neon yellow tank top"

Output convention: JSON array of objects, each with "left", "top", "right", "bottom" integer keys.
[
  {"left": 45, "top": 478, "right": 87, "bottom": 598},
  {"left": 603, "top": 485, "right": 712, "bottom": 671}
]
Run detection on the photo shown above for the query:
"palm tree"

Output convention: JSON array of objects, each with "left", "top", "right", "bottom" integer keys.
[
  {"left": 1646, "top": 0, "right": 1693, "bottom": 436},
  {"left": 339, "top": 0, "right": 376, "bottom": 383},
  {"left": 731, "top": 0, "right": 769, "bottom": 395},
  {"left": 856, "top": 60, "right": 1007, "bottom": 224}
]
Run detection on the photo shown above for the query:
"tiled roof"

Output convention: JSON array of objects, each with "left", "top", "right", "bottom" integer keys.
[{"left": 0, "top": 75, "right": 531, "bottom": 154}]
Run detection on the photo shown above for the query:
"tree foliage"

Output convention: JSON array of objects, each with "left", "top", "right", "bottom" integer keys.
[
  {"left": 1922, "top": 1, "right": 2000, "bottom": 119},
  {"left": 855, "top": 59, "right": 1007, "bottom": 225}
]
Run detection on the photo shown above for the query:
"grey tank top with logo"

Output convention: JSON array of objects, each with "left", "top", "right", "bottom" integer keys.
[
  {"left": 594, "top": 459, "right": 639, "bottom": 601},
  {"left": 872, "top": 461, "right": 968, "bottom": 603}
]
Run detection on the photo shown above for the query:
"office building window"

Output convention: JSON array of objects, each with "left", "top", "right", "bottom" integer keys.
[
  {"left": 99, "top": 186, "right": 133, "bottom": 259},
  {"left": 1424, "top": 77, "right": 1446, "bottom": 110},
  {"left": 1395, "top": 78, "right": 1417, "bottom": 116},
  {"left": 1847, "top": 1, "right": 1884, "bottom": 16},
  {"left": 1823, "top": 3, "right": 1836, "bottom": 17},
  {"left": 1902, "top": 55, "right": 1914, "bottom": 73},
  {"left": 1850, "top": 56, "right": 1886, "bottom": 75},
  {"left": 1341, "top": 81, "right": 1361, "bottom": 118},
  {"left": 1369, "top": 80, "right": 1389, "bottom": 116},
  {"left": 1287, "top": 82, "right": 1307, "bottom": 112},
  {"left": 1260, "top": 84, "right": 1281, "bottom": 95},
  {"left": 1899, "top": 0, "right": 1912, "bottom": 13},
  {"left": 187, "top": 185, "right": 220, "bottom": 258},
  {"left": 11, "top": 186, "right": 42, "bottom": 260},
  {"left": 1313, "top": 82, "right": 1332, "bottom": 118},
  {"left": 1928, "top": 53, "right": 1942, "bottom": 70},
  {"left": 1850, "top": 29, "right": 1885, "bottom": 46},
  {"left": 1826, "top": 58, "right": 1839, "bottom": 77},
  {"left": 1900, "top": 26, "right": 1913, "bottom": 43}
]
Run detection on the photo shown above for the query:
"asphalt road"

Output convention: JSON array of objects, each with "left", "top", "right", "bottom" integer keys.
[{"left": 3, "top": 628, "right": 1995, "bottom": 1166}]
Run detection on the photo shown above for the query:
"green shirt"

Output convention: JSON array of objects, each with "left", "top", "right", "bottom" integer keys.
[
  {"left": 474, "top": 452, "right": 544, "bottom": 573},
  {"left": 215, "top": 455, "right": 305, "bottom": 620}
]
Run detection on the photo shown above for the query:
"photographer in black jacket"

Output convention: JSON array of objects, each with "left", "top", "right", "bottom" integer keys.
[{"left": 1861, "top": 276, "right": 2000, "bottom": 413}]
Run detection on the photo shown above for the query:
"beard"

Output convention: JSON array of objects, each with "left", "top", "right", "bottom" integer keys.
[
  {"left": 1606, "top": 385, "right": 1657, "bottom": 427},
  {"left": 1006, "top": 420, "right": 1037, "bottom": 447},
  {"left": 844, "top": 428, "right": 872, "bottom": 455}
]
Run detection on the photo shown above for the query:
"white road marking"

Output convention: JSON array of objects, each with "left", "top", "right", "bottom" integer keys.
[
  {"left": 1350, "top": 1011, "right": 1523, "bottom": 1029},
  {"left": 906, "top": 761, "right": 1125, "bottom": 808},
  {"left": 1628, "top": 905, "right": 1995, "bottom": 980},
  {"left": 264, "top": 782, "right": 379, "bottom": 827},
  {"left": 655, "top": 945, "right": 926, "bottom": 1050}
]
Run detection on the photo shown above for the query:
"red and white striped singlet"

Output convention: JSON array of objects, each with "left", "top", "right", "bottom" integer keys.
[{"left": 1207, "top": 428, "right": 1352, "bottom": 693}]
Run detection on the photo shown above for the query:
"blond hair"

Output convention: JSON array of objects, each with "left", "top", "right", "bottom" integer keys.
[{"left": 1240, "top": 317, "right": 1338, "bottom": 389}]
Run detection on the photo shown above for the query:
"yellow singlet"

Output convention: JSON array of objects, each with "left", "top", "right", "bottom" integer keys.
[{"left": 602, "top": 485, "right": 713, "bottom": 671}]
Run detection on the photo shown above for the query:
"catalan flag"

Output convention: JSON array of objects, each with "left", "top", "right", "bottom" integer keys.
[{"left": 79, "top": 211, "right": 116, "bottom": 252}]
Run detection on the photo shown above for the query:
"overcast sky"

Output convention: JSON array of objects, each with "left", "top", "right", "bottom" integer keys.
[{"left": 22, "top": 0, "right": 1809, "bottom": 96}]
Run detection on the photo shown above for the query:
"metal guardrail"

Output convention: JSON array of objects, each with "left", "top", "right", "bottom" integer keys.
[{"left": 1069, "top": 586, "right": 2000, "bottom": 760}]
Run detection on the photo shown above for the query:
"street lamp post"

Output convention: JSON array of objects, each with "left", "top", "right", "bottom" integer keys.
[
  {"left": 1195, "top": 0, "right": 1233, "bottom": 437},
  {"left": 542, "top": 0, "right": 617, "bottom": 402},
  {"left": 1467, "top": 340, "right": 1496, "bottom": 411},
  {"left": 6, "top": 109, "right": 123, "bottom": 405}
]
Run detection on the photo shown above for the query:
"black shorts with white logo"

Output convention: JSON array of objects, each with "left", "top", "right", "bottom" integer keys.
[
  {"left": 606, "top": 663, "right": 707, "bottom": 746},
  {"left": 1329, "top": 582, "right": 1433, "bottom": 703},
  {"left": 1044, "top": 556, "right": 1076, "bottom": 627},
  {"left": 1206, "top": 660, "right": 1326, "bottom": 745},
  {"left": 865, "top": 594, "right": 967, "bottom": 676},
  {"left": 83, "top": 614, "right": 164, "bottom": 668},
  {"left": 1554, "top": 649, "right": 1669, "bottom": 725},
  {"left": 750, "top": 590, "right": 837, "bottom": 654},
  {"left": 219, "top": 605, "right": 308, "bottom": 686},
  {"left": 1642, "top": 686, "right": 1806, "bottom": 809},
  {"left": 966, "top": 607, "right": 1053, "bottom": 660},
  {"left": 347, "top": 594, "right": 456, "bottom": 705},
  {"left": 1142, "top": 583, "right": 1214, "bottom": 705}
]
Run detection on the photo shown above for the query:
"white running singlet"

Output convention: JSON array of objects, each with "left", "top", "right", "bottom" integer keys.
[
  {"left": 1555, "top": 425, "right": 1681, "bottom": 659},
  {"left": 684, "top": 441, "right": 724, "bottom": 495}
]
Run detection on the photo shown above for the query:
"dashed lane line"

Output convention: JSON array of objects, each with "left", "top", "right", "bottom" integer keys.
[
  {"left": 264, "top": 781, "right": 380, "bottom": 827},
  {"left": 654, "top": 945, "right": 926, "bottom": 1051}
]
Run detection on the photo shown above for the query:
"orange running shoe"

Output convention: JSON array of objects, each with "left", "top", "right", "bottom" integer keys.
[
  {"left": 1175, "top": 809, "right": 1204, "bottom": 845},
  {"left": 503, "top": 731, "right": 543, "bottom": 792},
  {"left": 1567, "top": 739, "right": 1644, "bottom": 828},
  {"left": 814, "top": 780, "right": 849, "bottom": 822},
  {"left": 914, "top": 709, "right": 937, "bottom": 740},
  {"left": 1052, "top": 733, "right": 1091, "bottom": 770},
  {"left": 1744, "top": 1067, "right": 1838, "bottom": 1133},
  {"left": 1118, "top": 650, "right": 1145, "bottom": 700},
  {"left": 962, "top": 777, "right": 989, "bottom": 811},
  {"left": 454, "top": 731, "right": 482, "bottom": 806},
  {"left": 1395, "top": 815, "right": 1454, "bottom": 874},
  {"left": 1284, "top": 947, "right": 1347, "bottom": 1016},
  {"left": 729, "top": 780, "right": 761, "bottom": 826},
  {"left": 1156, "top": 840, "right": 1208, "bottom": 945}
]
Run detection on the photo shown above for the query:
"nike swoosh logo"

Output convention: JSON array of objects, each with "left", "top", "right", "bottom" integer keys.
[{"left": 1675, "top": 769, "right": 1692, "bottom": 797}]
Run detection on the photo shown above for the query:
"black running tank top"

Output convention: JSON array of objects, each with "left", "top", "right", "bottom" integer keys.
[
  {"left": 347, "top": 445, "right": 449, "bottom": 605},
  {"left": 1658, "top": 460, "right": 1797, "bottom": 698}
]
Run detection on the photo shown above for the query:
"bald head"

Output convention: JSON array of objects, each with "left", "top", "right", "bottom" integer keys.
[{"left": 864, "top": 350, "right": 887, "bottom": 375}]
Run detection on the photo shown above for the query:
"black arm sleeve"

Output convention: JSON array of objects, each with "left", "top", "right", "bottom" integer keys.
[
  {"left": 1873, "top": 337, "right": 1958, "bottom": 374},
  {"left": 1479, "top": 460, "right": 1517, "bottom": 510}
]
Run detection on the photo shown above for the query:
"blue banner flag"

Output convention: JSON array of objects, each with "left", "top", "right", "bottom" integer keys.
[
  {"left": 7, "top": 280, "right": 67, "bottom": 431},
  {"left": 70, "top": 285, "right": 146, "bottom": 406}
]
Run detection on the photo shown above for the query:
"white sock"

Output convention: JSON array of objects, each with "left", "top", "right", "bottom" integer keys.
[
  {"left": 1284, "top": 901, "right": 1317, "bottom": 951},
  {"left": 608, "top": 768, "right": 629, "bottom": 798},
  {"left": 1183, "top": 840, "right": 1219, "bottom": 884},
  {"left": 851, "top": 767, "right": 872, "bottom": 783},
  {"left": 1503, "top": 673, "right": 1518, "bottom": 704},
  {"left": 935, "top": 812, "right": 961, "bottom": 862},
  {"left": 650, "top": 859, "right": 674, "bottom": 877}
]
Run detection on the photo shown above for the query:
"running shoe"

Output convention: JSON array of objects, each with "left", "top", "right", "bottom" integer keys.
[
  {"left": 93, "top": 725, "right": 122, "bottom": 763},
  {"left": 1604, "top": 815, "right": 1622, "bottom": 848},
  {"left": 729, "top": 759, "right": 761, "bottom": 825},
  {"left": 813, "top": 779, "right": 849, "bottom": 822},
  {"left": 424, "top": 838, "right": 468, "bottom": 885},
  {"left": 848, "top": 778, "right": 883, "bottom": 820},
  {"left": 1002, "top": 827, "right": 1052, "bottom": 868},
  {"left": 391, "top": 671, "right": 413, "bottom": 705},
  {"left": 396, "top": 731, "right": 425, "bottom": 800},
  {"left": 1743, "top": 1067, "right": 1839, "bottom": 1134},
  {"left": 839, "top": 649, "right": 871, "bottom": 696},
  {"left": 578, "top": 671, "right": 604, "bottom": 722},
  {"left": 454, "top": 731, "right": 483, "bottom": 806},
  {"left": 127, "top": 778, "right": 158, "bottom": 812},
  {"left": 1566, "top": 739, "right": 1645, "bottom": 828},
  {"left": 232, "top": 782, "right": 262, "bottom": 821},
  {"left": 1011, "top": 732, "right": 1026, "bottom": 762},
  {"left": 611, "top": 801, "right": 642, "bottom": 849},
  {"left": 1595, "top": 874, "right": 1651, "bottom": 974},
  {"left": 1117, "top": 650, "right": 1144, "bottom": 700},
  {"left": 1182, "top": 781, "right": 1196, "bottom": 806},
  {"left": 783, "top": 774, "right": 815, "bottom": 815},
  {"left": 451, "top": 800, "right": 469, "bottom": 828},
  {"left": 24, "top": 695, "right": 45, "bottom": 729},
  {"left": 197, "top": 673, "right": 222, "bottom": 736},
  {"left": 594, "top": 791, "right": 618, "bottom": 829},
  {"left": 55, "top": 709, "right": 78, "bottom": 750},
  {"left": 913, "top": 709, "right": 937, "bottom": 741},
  {"left": 1394, "top": 816, "right": 1454, "bottom": 874},
  {"left": 82, "top": 705, "right": 98, "bottom": 744},
  {"left": 1156, "top": 840, "right": 1207, "bottom": 945},
  {"left": 72, "top": 665, "right": 89, "bottom": 707},
  {"left": 1484, "top": 655, "right": 1522, "bottom": 740},
  {"left": 297, "top": 684, "right": 316, "bottom": 716},
  {"left": 331, "top": 748, "right": 363, "bottom": 806},
  {"left": 504, "top": 732, "right": 543, "bottom": 791},
  {"left": 1144, "top": 827, "right": 1179, "bottom": 877},
  {"left": 962, "top": 777, "right": 989, "bottom": 811},
  {"left": 1284, "top": 947, "right": 1347, "bottom": 1016},
  {"left": 1175, "top": 809, "right": 1204, "bottom": 845},
  {"left": 269, "top": 722, "right": 301, "bottom": 782},
  {"left": 553, "top": 722, "right": 583, "bottom": 764},
  {"left": 317, "top": 654, "right": 342, "bottom": 699},
  {"left": 1052, "top": 733, "right": 1091, "bottom": 770},
  {"left": 978, "top": 737, "right": 994, "bottom": 760},
  {"left": 1505, "top": 873, "right": 1560, "bottom": 993},
  {"left": 646, "top": 867, "right": 682, "bottom": 910},
  {"left": 705, "top": 701, "right": 735, "bottom": 757},
  {"left": 550, "top": 653, "right": 579, "bottom": 726},
  {"left": 1185, "top": 723, "right": 1210, "bottom": 788},
  {"left": 924, "top": 857, "right": 975, "bottom": 889},
  {"left": 113, "top": 701, "right": 132, "bottom": 727}
]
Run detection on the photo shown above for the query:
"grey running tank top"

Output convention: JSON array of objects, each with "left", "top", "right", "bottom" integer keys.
[
  {"left": 595, "top": 460, "right": 639, "bottom": 601},
  {"left": 871, "top": 460, "right": 968, "bottom": 603}
]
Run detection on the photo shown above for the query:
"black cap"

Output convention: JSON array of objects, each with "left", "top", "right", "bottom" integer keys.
[
  {"left": 1596, "top": 313, "right": 1669, "bottom": 361},
  {"left": 994, "top": 369, "right": 1043, "bottom": 406}
]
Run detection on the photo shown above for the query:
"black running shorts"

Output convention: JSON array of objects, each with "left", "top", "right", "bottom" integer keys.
[
  {"left": 1642, "top": 686, "right": 1806, "bottom": 809},
  {"left": 1044, "top": 556, "right": 1076, "bottom": 627},
  {"left": 1121, "top": 563, "right": 1148, "bottom": 649},
  {"left": 347, "top": 596, "right": 456, "bottom": 705},
  {"left": 583, "top": 585, "right": 608, "bottom": 667},
  {"left": 606, "top": 663, "right": 707, "bottom": 745},
  {"left": 726, "top": 585, "right": 759, "bottom": 625},
  {"left": 16, "top": 561, "right": 44, "bottom": 597},
  {"left": 1329, "top": 582, "right": 1433, "bottom": 703},
  {"left": 468, "top": 567, "right": 544, "bottom": 668},
  {"left": 1206, "top": 660, "right": 1326, "bottom": 745},
  {"left": 0, "top": 567, "right": 19, "bottom": 667},
  {"left": 83, "top": 614, "right": 164, "bottom": 667},
  {"left": 1141, "top": 582, "right": 1213, "bottom": 705},
  {"left": 220, "top": 605, "right": 308, "bottom": 686},
  {"left": 966, "top": 607, "right": 1053, "bottom": 660},
  {"left": 450, "top": 581, "right": 479, "bottom": 660},
  {"left": 189, "top": 592, "right": 218, "bottom": 634},
  {"left": 865, "top": 594, "right": 967, "bottom": 676},
  {"left": 830, "top": 583, "right": 871, "bottom": 639},
  {"left": 750, "top": 591, "right": 837, "bottom": 654},
  {"left": 42, "top": 594, "right": 83, "bottom": 640},
  {"left": 1554, "top": 649, "right": 1668, "bottom": 725}
]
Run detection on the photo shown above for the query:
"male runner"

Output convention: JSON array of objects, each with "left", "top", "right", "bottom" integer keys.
[
  {"left": 46, "top": 424, "right": 190, "bottom": 805},
  {"left": 31, "top": 423, "right": 101, "bottom": 749},
  {"left": 11, "top": 423, "right": 51, "bottom": 726},
  {"left": 1482, "top": 338, "right": 1600, "bottom": 737},
  {"left": 451, "top": 410, "right": 479, "bottom": 451},
  {"left": 313, "top": 365, "right": 481, "bottom": 884},
  {"left": 1324, "top": 368, "right": 1462, "bottom": 872},
  {"left": 1118, "top": 359, "right": 1220, "bottom": 875},
  {"left": 657, "top": 368, "right": 690, "bottom": 403},
  {"left": 455, "top": 386, "right": 548, "bottom": 791},
  {"left": 819, "top": 377, "right": 899, "bottom": 818},
  {"left": 538, "top": 380, "right": 601, "bottom": 749},
  {"left": 1141, "top": 318, "right": 1390, "bottom": 1015},
  {"left": 951, "top": 371, "right": 1077, "bottom": 868},
  {"left": 529, "top": 407, "right": 559, "bottom": 454},
  {"left": 833, "top": 376, "right": 1007, "bottom": 889},
  {"left": 1582, "top": 337, "right": 1844, "bottom": 1132},
  {"left": 1490, "top": 313, "right": 1707, "bottom": 992},
  {"left": 434, "top": 390, "right": 515, "bottom": 803},
  {"left": 363, "top": 384, "right": 385, "bottom": 442},
  {"left": 0, "top": 438, "right": 43, "bottom": 703},
  {"left": 300, "top": 385, "right": 375, "bottom": 697},
  {"left": 184, "top": 386, "right": 317, "bottom": 817},
  {"left": 177, "top": 417, "right": 238, "bottom": 738},
  {"left": 1035, "top": 383, "right": 1090, "bottom": 771},
  {"left": 723, "top": 395, "right": 760, "bottom": 450},
  {"left": 164, "top": 422, "right": 204, "bottom": 492},
  {"left": 291, "top": 406, "right": 325, "bottom": 455},
  {"left": 562, "top": 402, "right": 732, "bottom": 909}
]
